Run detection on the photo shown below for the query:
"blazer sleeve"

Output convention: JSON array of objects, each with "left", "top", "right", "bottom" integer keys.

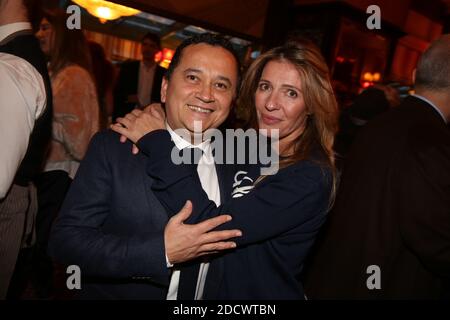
[
  {"left": 48, "top": 132, "right": 169, "bottom": 282},
  {"left": 397, "top": 142, "right": 450, "bottom": 279},
  {"left": 137, "top": 130, "right": 332, "bottom": 246}
]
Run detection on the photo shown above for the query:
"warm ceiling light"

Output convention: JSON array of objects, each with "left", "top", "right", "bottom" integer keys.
[
  {"left": 363, "top": 72, "right": 373, "bottom": 82},
  {"left": 372, "top": 72, "right": 381, "bottom": 82},
  {"left": 72, "top": 0, "right": 140, "bottom": 23}
]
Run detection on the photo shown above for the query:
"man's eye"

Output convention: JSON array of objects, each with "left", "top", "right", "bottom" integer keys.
[
  {"left": 187, "top": 75, "right": 198, "bottom": 81},
  {"left": 216, "top": 83, "right": 228, "bottom": 90}
]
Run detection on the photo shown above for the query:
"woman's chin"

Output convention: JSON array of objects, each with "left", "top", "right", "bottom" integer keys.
[{"left": 258, "top": 127, "right": 280, "bottom": 138}]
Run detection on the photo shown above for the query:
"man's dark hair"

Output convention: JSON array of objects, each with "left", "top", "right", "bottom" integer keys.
[
  {"left": 141, "top": 32, "right": 161, "bottom": 50},
  {"left": 415, "top": 34, "right": 450, "bottom": 92},
  {"left": 165, "top": 33, "right": 241, "bottom": 92}
]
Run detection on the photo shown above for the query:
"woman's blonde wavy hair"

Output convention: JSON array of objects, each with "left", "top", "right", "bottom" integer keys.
[{"left": 239, "top": 40, "right": 339, "bottom": 205}]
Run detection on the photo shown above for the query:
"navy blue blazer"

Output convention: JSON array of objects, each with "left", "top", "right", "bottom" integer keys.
[
  {"left": 137, "top": 131, "right": 333, "bottom": 299},
  {"left": 48, "top": 130, "right": 233, "bottom": 299}
]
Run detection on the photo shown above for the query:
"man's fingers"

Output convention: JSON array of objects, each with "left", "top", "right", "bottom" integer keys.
[
  {"left": 171, "top": 200, "right": 193, "bottom": 224},
  {"left": 198, "top": 241, "right": 237, "bottom": 253},
  {"left": 196, "top": 251, "right": 219, "bottom": 258},
  {"left": 199, "top": 229, "right": 242, "bottom": 244},
  {"left": 196, "top": 214, "right": 232, "bottom": 233},
  {"left": 115, "top": 131, "right": 139, "bottom": 155}
]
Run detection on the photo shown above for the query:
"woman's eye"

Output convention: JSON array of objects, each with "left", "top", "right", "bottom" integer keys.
[
  {"left": 258, "top": 83, "right": 269, "bottom": 91},
  {"left": 286, "top": 89, "right": 298, "bottom": 98}
]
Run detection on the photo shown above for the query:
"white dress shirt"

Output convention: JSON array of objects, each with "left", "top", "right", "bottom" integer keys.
[
  {"left": 0, "top": 23, "right": 46, "bottom": 198},
  {"left": 0, "top": 22, "right": 32, "bottom": 44},
  {"left": 165, "top": 124, "right": 221, "bottom": 300}
]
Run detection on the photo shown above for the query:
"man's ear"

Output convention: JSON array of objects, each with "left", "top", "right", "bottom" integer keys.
[{"left": 161, "top": 77, "right": 168, "bottom": 103}]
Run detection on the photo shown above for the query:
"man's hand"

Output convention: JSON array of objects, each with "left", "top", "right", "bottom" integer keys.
[
  {"left": 165, "top": 200, "right": 241, "bottom": 265},
  {"left": 113, "top": 103, "right": 166, "bottom": 154}
]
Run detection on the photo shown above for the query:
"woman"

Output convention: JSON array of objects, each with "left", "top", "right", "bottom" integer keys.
[
  {"left": 112, "top": 41, "right": 338, "bottom": 299},
  {"left": 33, "top": 9, "right": 99, "bottom": 298},
  {"left": 36, "top": 10, "right": 99, "bottom": 179}
]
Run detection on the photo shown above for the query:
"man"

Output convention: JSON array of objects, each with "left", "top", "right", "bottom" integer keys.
[
  {"left": 334, "top": 85, "right": 399, "bottom": 170},
  {"left": 304, "top": 35, "right": 450, "bottom": 299},
  {"left": 113, "top": 32, "right": 166, "bottom": 121},
  {"left": 0, "top": 0, "right": 52, "bottom": 299},
  {"left": 48, "top": 33, "right": 242, "bottom": 299}
]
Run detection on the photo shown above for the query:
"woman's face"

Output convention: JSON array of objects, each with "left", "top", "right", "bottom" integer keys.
[
  {"left": 36, "top": 18, "right": 54, "bottom": 56},
  {"left": 255, "top": 60, "right": 309, "bottom": 150}
]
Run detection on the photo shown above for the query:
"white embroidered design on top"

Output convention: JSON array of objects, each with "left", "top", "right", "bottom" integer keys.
[{"left": 231, "top": 171, "right": 254, "bottom": 198}]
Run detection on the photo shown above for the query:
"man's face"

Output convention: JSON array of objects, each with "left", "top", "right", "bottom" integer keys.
[
  {"left": 161, "top": 43, "right": 238, "bottom": 135},
  {"left": 141, "top": 38, "right": 159, "bottom": 62}
]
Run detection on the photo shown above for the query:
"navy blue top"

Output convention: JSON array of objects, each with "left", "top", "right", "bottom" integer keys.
[{"left": 138, "top": 130, "right": 333, "bottom": 299}]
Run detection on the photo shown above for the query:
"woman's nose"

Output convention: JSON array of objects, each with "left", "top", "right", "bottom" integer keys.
[{"left": 265, "top": 93, "right": 280, "bottom": 111}]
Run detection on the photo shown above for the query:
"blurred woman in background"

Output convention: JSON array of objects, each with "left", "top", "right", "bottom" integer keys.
[{"left": 32, "top": 9, "right": 99, "bottom": 298}]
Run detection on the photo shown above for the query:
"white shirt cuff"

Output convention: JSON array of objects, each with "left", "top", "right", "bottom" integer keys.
[{"left": 166, "top": 254, "right": 174, "bottom": 268}]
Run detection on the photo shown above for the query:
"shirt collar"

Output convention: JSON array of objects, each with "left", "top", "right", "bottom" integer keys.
[
  {"left": 0, "top": 22, "right": 32, "bottom": 43},
  {"left": 166, "top": 122, "right": 211, "bottom": 152},
  {"left": 412, "top": 94, "right": 447, "bottom": 124}
]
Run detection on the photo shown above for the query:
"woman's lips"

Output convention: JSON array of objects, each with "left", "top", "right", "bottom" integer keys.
[{"left": 260, "top": 114, "right": 281, "bottom": 125}]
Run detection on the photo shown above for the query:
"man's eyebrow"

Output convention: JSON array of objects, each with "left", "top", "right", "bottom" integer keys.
[
  {"left": 183, "top": 68, "right": 202, "bottom": 74},
  {"left": 217, "top": 76, "right": 232, "bottom": 86},
  {"left": 183, "top": 68, "right": 233, "bottom": 86}
]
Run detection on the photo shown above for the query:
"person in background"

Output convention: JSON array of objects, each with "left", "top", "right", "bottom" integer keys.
[
  {"left": 36, "top": 8, "right": 99, "bottom": 181},
  {"left": 304, "top": 35, "right": 450, "bottom": 299},
  {"left": 113, "top": 32, "right": 166, "bottom": 121},
  {"left": 89, "top": 41, "right": 116, "bottom": 129},
  {"left": 334, "top": 84, "right": 400, "bottom": 170},
  {"left": 0, "top": 0, "right": 52, "bottom": 299},
  {"left": 32, "top": 9, "right": 99, "bottom": 298}
]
